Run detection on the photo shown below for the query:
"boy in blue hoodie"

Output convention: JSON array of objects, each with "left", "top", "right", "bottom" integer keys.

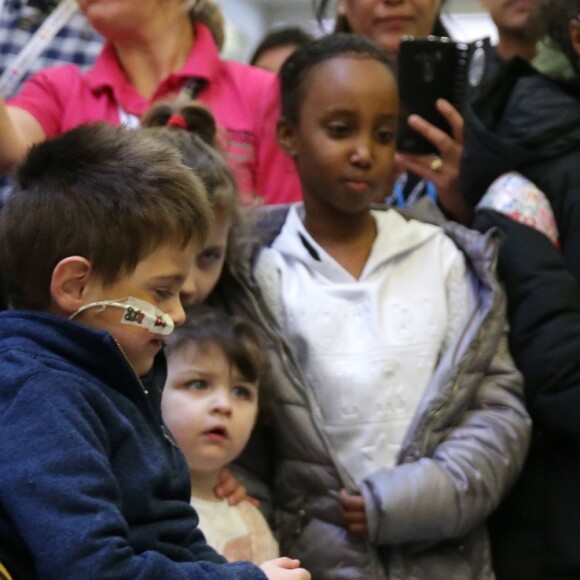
[{"left": 0, "top": 123, "right": 309, "bottom": 580}]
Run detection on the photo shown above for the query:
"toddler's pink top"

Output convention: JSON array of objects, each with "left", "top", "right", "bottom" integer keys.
[{"left": 8, "top": 23, "right": 301, "bottom": 205}]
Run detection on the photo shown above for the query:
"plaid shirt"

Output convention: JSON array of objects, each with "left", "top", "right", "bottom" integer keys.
[
  {"left": 0, "top": 0, "right": 103, "bottom": 203},
  {"left": 0, "top": 0, "right": 103, "bottom": 99}
]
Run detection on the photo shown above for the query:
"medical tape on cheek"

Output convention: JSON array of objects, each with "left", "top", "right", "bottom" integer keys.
[
  {"left": 120, "top": 297, "right": 175, "bottom": 335},
  {"left": 70, "top": 296, "right": 175, "bottom": 335}
]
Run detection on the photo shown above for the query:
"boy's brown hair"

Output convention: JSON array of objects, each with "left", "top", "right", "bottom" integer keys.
[{"left": 0, "top": 123, "right": 212, "bottom": 310}]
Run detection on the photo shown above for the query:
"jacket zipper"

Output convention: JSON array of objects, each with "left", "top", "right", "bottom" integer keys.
[
  {"left": 416, "top": 231, "right": 500, "bottom": 458},
  {"left": 111, "top": 337, "right": 179, "bottom": 449},
  {"left": 418, "top": 345, "right": 477, "bottom": 457},
  {"left": 235, "top": 271, "right": 387, "bottom": 578},
  {"left": 236, "top": 273, "right": 355, "bottom": 486}
]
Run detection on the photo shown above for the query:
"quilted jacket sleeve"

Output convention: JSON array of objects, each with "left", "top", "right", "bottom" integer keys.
[{"left": 361, "top": 297, "right": 530, "bottom": 546}]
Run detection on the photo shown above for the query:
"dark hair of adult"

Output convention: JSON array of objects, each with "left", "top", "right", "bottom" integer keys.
[
  {"left": 166, "top": 305, "right": 265, "bottom": 385},
  {"left": 0, "top": 123, "right": 211, "bottom": 310},
  {"left": 539, "top": 0, "right": 580, "bottom": 76},
  {"left": 249, "top": 26, "right": 314, "bottom": 66},
  {"left": 279, "top": 32, "right": 394, "bottom": 124},
  {"left": 313, "top": 0, "right": 450, "bottom": 42}
]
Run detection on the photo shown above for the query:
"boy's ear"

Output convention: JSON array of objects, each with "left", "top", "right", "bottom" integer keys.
[
  {"left": 276, "top": 117, "right": 298, "bottom": 158},
  {"left": 50, "top": 257, "right": 94, "bottom": 315},
  {"left": 570, "top": 19, "right": 580, "bottom": 59}
]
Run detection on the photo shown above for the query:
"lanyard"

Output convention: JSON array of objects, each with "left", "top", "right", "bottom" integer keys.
[
  {"left": 389, "top": 171, "right": 437, "bottom": 208},
  {"left": 118, "top": 107, "right": 140, "bottom": 129},
  {"left": 117, "top": 77, "right": 207, "bottom": 129},
  {"left": 0, "top": 0, "right": 79, "bottom": 96}
]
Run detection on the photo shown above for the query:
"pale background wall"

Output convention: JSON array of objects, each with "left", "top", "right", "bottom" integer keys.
[{"left": 215, "top": 0, "right": 498, "bottom": 62}]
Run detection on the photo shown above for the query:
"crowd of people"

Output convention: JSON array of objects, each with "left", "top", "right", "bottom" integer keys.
[{"left": 0, "top": 0, "right": 579, "bottom": 578}]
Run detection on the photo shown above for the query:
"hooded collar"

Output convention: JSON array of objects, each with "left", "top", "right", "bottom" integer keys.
[
  {"left": 269, "top": 203, "right": 441, "bottom": 283},
  {"left": 0, "top": 310, "right": 145, "bottom": 399}
]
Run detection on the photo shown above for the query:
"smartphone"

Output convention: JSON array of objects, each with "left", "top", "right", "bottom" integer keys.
[{"left": 396, "top": 36, "right": 470, "bottom": 155}]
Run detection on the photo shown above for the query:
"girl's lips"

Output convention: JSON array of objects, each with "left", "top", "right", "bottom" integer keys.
[
  {"left": 202, "top": 426, "right": 228, "bottom": 443},
  {"left": 345, "top": 179, "right": 370, "bottom": 193}
]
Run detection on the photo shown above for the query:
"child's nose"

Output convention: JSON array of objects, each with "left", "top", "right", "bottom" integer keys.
[
  {"left": 350, "top": 139, "right": 373, "bottom": 167},
  {"left": 179, "top": 269, "right": 198, "bottom": 309},
  {"left": 211, "top": 390, "right": 232, "bottom": 415},
  {"left": 168, "top": 297, "right": 186, "bottom": 327}
]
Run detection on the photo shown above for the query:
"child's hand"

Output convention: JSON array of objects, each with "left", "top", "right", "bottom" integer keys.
[
  {"left": 214, "top": 467, "right": 258, "bottom": 506},
  {"left": 260, "top": 557, "right": 311, "bottom": 579},
  {"left": 338, "top": 488, "right": 369, "bottom": 538}
]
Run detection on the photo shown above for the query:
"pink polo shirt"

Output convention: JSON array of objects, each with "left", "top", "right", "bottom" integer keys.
[{"left": 8, "top": 23, "right": 301, "bottom": 205}]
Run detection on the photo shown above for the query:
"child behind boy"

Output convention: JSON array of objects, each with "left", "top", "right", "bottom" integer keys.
[
  {"left": 212, "top": 34, "right": 531, "bottom": 579},
  {"left": 162, "top": 306, "right": 279, "bottom": 564},
  {"left": 0, "top": 123, "right": 309, "bottom": 580},
  {"left": 140, "top": 100, "right": 240, "bottom": 308}
]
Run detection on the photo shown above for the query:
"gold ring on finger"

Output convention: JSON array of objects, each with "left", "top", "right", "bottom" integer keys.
[{"left": 430, "top": 156, "right": 443, "bottom": 173}]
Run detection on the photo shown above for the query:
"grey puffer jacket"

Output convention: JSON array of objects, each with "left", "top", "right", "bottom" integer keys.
[{"left": 214, "top": 201, "right": 530, "bottom": 580}]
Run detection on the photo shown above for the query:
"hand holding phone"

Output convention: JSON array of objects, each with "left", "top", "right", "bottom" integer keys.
[{"left": 396, "top": 36, "right": 471, "bottom": 154}]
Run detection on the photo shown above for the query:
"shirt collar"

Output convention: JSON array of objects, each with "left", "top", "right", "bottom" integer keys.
[
  {"left": 180, "top": 21, "right": 221, "bottom": 84},
  {"left": 85, "top": 22, "right": 220, "bottom": 109},
  {"left": 86, "top": 23, "right": 220, "bottom": 90}
]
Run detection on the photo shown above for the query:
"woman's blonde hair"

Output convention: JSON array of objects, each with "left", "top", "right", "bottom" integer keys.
[{"left": 185, "top": 0, "right": 225, "bottom": 51}]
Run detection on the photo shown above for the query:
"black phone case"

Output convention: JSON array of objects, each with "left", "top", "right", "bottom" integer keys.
[{"left": 396, "top": 36, "right": 470, "bottom": 155}]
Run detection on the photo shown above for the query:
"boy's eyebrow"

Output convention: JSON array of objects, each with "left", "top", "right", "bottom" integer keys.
[{"left": 150, "top": 274, "right": 186, "bottom": 284}]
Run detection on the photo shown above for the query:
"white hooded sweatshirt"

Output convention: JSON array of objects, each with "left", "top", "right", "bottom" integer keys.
[{"left": 257, "top": 204, "right": 476, "bottom": 484}]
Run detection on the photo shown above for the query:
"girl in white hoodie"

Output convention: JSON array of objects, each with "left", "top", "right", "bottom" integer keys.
[{"left": 225, "top": 33, "right": 530, "bottom": 579}]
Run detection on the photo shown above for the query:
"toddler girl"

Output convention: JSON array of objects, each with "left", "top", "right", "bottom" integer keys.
[
  {"left": 162, "top": 306, "right": 279, "bottom": 564},
  {"left": 141, "top": 101, "right": 240, "bottom": 308}
]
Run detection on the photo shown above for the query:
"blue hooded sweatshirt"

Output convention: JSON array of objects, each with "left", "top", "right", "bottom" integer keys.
[{"left": 0, "top": 311, "right": 267, "bottom": 579}]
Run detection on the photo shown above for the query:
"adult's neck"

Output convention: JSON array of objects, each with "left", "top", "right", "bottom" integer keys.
[
  {"left": 496, "top": 30, "right": 537, "bottom": 62},
  {"left": 190, "top": 468, "right": 222, "bottom": 502},
  {"left": 113, "top": 18, "right": 195, "bottom": 100}
]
